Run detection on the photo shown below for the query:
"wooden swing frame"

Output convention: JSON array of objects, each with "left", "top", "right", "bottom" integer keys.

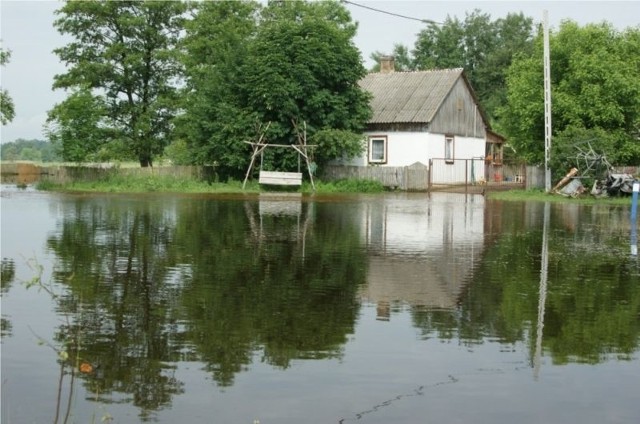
[{"left": 242, "top": 120, "right": 316, "bottom": 191}]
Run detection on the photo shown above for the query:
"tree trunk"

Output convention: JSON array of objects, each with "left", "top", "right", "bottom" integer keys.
[{"left": 139, "top": 156, "right": 153, "bottom": 168}]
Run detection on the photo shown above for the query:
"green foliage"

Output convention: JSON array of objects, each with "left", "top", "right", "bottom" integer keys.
[
  {"left": 243, "top": 1, "right": 371, "bottom": 137},
  {"left": 52, "top": 1, "right": 186, "bottom": 166},
  {"left": 0, "top": 46, "right": 15, "bottom": 125},
  {"left": 385, "top": 10, "right": 534, "bottom": 124},
  {"left": 163, "top": 139, "right": 191, "bottom": 166},
  {"left": 487, "top": 188, "right": 632, "bottom": 206},
  {"left": 370, "top": 44, "right": 416, "bottom": 72},
  {"left": 37, "top": 172, "right": 258, "bottom": 194},
  {"left": 178, "top": 0, "right": 371, "bottom": 179},
  {"left": 177, "top": 0, "right": 261, "bottom": 178},
  {"left": 500, "top": 22, "right": 640, "bottom": 167},
  {"left": 312, "top": 178, "right": 385, "bottom": 193},
  {"left": 309, "top": 128, "right": 364, "bottom": 169},
  {"left": 0, "top": 138, "right": 61, "bottom": 162},
  {"left": 45, "top": 88, "right": 111, "bottom": 162}
]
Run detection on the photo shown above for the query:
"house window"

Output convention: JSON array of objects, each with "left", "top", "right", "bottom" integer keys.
[
  {"left": 369, "top": 136, "right": 387, "bottom": 164},
  {"left": 445, "top": 135, "right": 454, "bottom": 163}
]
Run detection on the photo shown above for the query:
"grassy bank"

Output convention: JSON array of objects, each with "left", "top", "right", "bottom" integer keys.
[
  {"left": 36, "top": 174, "right": 386, "bottom": 194},
  {"left": 487, "top": 188, "right": 633, "bottom": 206}
]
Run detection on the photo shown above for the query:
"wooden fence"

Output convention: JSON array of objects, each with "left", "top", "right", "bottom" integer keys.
[
  {"left": 0, "top": 163, "right": 217, "bottom": 185},
  {"left": 321, "top": 164, "right": 429, "bottom": 191},
  {"left": 323, "top": 160, "right": 533, "bottom": 191},
  {"left": 0, "top": 162, "right": 565, "bottom": 192}
]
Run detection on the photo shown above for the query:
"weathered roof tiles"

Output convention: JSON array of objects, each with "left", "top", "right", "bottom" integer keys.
[{"left": 358, "top": 68, "right": 464, "bottom": 124}]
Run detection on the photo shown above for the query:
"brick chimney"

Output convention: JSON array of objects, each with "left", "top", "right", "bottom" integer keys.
[{"left": 380, "top": 55, "right": 395, "bottom": 73}]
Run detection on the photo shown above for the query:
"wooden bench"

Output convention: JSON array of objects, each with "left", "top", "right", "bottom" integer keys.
[{"left": 258, "top": 171, "right": 303, "bottom": 186}]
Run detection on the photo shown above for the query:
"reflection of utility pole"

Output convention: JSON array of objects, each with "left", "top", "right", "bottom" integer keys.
[
  {"left": 631, "top": 181, "right": 639, "bottom": 256},
  {"left": 534, "top": 202, "right": 550, "bottom": 380},
  {"left": 543, "top": 10, "right": 552, "bottom": 193}
]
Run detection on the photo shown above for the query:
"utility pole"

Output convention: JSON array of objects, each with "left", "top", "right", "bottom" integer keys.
[{"left": 543, "top": 10, "right": 552, "bottom": 192}]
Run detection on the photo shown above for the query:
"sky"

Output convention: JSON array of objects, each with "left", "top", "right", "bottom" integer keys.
[{"left": 1, "top": 0, "right": 639, "bottom": 143}]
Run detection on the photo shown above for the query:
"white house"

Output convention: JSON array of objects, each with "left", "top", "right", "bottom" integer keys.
[{"left": 332, "top": 57, "right": 505, "bottom": 185}]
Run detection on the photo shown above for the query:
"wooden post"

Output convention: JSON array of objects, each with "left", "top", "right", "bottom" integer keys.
[{"left": 552, "top": 167, "right": 578, "bottom": 192}]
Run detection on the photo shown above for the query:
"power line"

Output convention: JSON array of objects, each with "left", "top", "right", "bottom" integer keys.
[{"left": 341, "top": 0, "right": 442, "bottom": 25}]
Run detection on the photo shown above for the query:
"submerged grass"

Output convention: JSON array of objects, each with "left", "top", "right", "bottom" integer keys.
[
  {"left": 487, "top": 188, "right": 633, "bottom": 206},
  {"left": 36, "top": 175, "right": 386, "bottom": 195}
]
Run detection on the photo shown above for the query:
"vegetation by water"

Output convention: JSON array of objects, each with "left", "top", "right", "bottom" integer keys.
[
  {"left": 487, "top": 188, "right": 634, "bottom": 206},
  {"left": 36, "top": 174, "right": 386, "bottom": 194},
  {"left": 3, "top": 2, "right": 638, "bottom": 180}
]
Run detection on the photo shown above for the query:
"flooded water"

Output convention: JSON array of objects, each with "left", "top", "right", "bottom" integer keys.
[{"left": 1, "top": 186, "right": 639, "bottom": 424}]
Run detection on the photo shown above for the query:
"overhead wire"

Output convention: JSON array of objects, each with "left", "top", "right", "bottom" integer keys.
[{"left": 341, "top": 0, "right": 443, "bottom": 25}]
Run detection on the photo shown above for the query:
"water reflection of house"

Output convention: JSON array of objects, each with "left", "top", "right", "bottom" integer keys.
[{"left": 357, "top": 193, "right": 486, "bottom": 320}]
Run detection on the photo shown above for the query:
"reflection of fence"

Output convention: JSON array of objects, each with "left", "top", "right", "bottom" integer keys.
[{"left": 0, "top": 162, "right": 43, "bottom": 185}]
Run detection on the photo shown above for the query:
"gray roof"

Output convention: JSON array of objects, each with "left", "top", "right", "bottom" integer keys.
[{"left": 359, "top": 68, "right": 464, "bottom": 124}]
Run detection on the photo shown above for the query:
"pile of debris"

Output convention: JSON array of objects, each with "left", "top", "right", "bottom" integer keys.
[
  {"left": 591, "top": 172, "right": 636, "bottom": 197},
  {"left": 552, "top": 142, "right": 637, "bottom": 198},
  {"left": 554, "top": 168, "right": 636, "bottom": 198}
]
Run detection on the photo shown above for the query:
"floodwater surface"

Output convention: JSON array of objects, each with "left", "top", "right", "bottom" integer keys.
[{"left": 1, "top": 187, "right": 639, "bottom": 423}]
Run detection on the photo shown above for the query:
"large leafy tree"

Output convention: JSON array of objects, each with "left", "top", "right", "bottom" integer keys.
[
  {"left": 499, "top": 22, "right": 640, "bottom": 167},
  {"left": 241, "top": 0, "right": 371, "bottom": 171},
  {"left": 0, "top": 46, "right": 15, "bottom": 125},
  {"left": 51, "top": 0, "right": 186, "bottom": 166},
  {"left": 177, "top": 0, "right": 261, "bottom": 178},
  {"left": 45, "top": 88, "right": 112, "bottom": 162},
  {"left": 374, "top": 11, "right": 534, "bottom": 124},
  {"left": 178, "top": 0, "right": 371, "bottom": 178}
]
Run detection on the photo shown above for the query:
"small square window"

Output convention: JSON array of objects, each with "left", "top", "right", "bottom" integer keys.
[{"left": 369, "top": 136, "right": 387, "bottom": 164}]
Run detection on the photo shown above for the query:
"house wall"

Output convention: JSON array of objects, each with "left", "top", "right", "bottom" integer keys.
[
  {"left": 332, "top": 132, "right": 485, "bottom": 168},
  {"left": 429, "top": 78, "right": 486, "bottom": 138}
]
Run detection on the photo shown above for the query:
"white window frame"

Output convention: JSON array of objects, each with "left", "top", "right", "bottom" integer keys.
[
  {"left": 368, "top": 136, "right": 388, "bottom": 164},
  {"left": 445, "top": 135, "right": 455, "bottom": 164}
]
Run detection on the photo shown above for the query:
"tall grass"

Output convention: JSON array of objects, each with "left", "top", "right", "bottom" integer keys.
[
  {"left": 487, "top": 188, "right": 633, "bottom": 206},
  {"left": 37, "top": 174, "right": 261, "bottom": 194},
  {"left": 36, "top": 174, "right": 385, "bottom": 194}
]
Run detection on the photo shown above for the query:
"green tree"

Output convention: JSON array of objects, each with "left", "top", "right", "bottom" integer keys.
[
  {"left": 52, "top": 0, "right": 186, "bottom": 166},
  {"left": 369, "top": 43, "right": 416, "bottom": 72},
  {"left": 0, "top": 46, "right": 15, "bottom": 125},
  {"left": 411, "top": 11, "right": 534, "bottom": 123},
  {"left": 45, "top": 88, "right": 111, "bottom": 162},
  {"left": 0, "top": 143, "right": 18, "bottom": 161},
  {"left": 177, "top": 0, "right": 261, "bottom": 178},
  {"left": 240, "top": 0, "right": 371, "bottom": 172},
  {"left": 500, "top": 22, "right": 640, "bottom": 167},
  {"left": 0, "top": 139, "right": 61, "bottom": 162},
  {"left": 179, "top": 0, "right": 371, "bottom": 179},
  {"left": 18, "top": 147, "right": 41, "bottom": 162}
]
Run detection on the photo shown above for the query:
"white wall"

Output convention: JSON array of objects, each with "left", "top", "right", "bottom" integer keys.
[{"left": 332, "top": 132, "right": 486, "bottom": 168}]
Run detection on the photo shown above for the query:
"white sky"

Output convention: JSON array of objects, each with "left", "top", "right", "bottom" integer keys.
[{"left": 1, "top": 0, "right": 639, "bottom": 143}]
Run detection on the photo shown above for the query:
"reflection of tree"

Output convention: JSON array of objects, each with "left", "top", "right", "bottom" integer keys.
[
  {"left": 1, "top": 258, "right": 15, "bottom": 338},
  {"left": 46, "top": 195, "right": 367, "bottom": 412},
  {"left": 411, "top": 202, "right": 640, "bottom": 364},
  {"left": 174, "top": 200, "right": 366, "bottom": 386},
  {"left": 47, "top": 198, "right": 185, "bottom": 419}
]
